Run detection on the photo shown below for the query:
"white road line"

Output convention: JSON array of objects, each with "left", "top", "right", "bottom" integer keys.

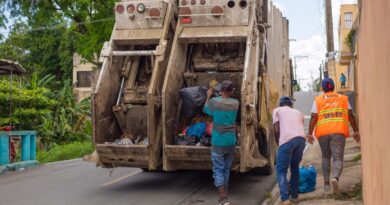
[
  {"left": 102, "top": 170, "right": 143, "bottom": 187},
  {"left": 44, "top": 158, "right": 82, "bottom": 165}
]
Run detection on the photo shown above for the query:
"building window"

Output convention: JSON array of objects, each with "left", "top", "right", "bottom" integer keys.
[
  {"left": 77, "top": 71, "right": 92, "bottom": 88},
  {"left": 344, "top": 12, "right": 353, "bottom": 28}
]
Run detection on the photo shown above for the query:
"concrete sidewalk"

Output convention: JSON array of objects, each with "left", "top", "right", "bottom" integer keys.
[{"left": 262, "top": 138, "right": 363, "bottom": 205}]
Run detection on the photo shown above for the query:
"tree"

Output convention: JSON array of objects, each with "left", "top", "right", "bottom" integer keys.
[{"left": 1, "top": 0, "right": 116, "bottom": 62}]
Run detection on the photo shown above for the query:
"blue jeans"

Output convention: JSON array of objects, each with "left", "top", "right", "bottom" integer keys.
[
  {"left": 276, "top": 137, "right": 305, "bottom": 201},
  {"left": 211, "top": 151, "right": 234, "bottom": 187}
]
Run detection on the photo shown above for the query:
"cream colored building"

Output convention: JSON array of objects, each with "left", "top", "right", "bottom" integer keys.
[
  {"left": 333, "top": 3, "right": 358, "bottom": 92},
  {"left": 72, "top": 53, "right": 93, "bottom": 103}
]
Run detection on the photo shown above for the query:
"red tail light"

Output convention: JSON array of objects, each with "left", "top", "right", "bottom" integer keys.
[
  {"left": 211, "top": 6, "right": 223, "bottom": 16},
  {"left": 127, "top": 4, "right": 135, "bottom": 13},
  {"left": 181, "top": 17, "right": 192, "bottom": 24},
  {"left": 116, "top": 5, "right": 124, "bottom": 14},
  {"left": 149, "top": 8, "right": 161, "bottom": 17}
]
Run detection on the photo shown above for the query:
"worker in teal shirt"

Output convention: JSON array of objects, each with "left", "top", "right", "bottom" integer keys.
[{"left": 203, "top": 80, "right": 239, "bottom": 205}]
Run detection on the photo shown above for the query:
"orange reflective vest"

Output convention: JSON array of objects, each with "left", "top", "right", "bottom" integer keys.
[{"left": 314, "top": 92, "right": 350, "bottom": 138}]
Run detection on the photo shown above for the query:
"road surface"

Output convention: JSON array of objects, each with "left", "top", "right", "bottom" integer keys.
[{"left": 0, "top": 92, "right": 317, "bottom": 205}]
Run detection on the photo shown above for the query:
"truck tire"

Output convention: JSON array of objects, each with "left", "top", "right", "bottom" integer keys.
[{"left": 253, "top": 130, "right": 276, "bottom": 175}]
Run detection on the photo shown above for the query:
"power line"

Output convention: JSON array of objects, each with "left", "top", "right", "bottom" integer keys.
[{"left": 0, "top": 17, "right": 114, "bottom": 34}]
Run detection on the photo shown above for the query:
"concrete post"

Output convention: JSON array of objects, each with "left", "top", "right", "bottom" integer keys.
[
  {"left": 21, "top": 134, "right": 31, "bottom": 161},
  {"left": 0, "top": 134, "right": 10, "bottom": 165},
  {"left": 30, "top": 134, "right": 37, "bottom": 160}
]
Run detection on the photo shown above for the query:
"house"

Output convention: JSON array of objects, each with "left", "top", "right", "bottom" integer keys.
[{"left": 72, "top": 54, "right": 93, "bottom": 103}]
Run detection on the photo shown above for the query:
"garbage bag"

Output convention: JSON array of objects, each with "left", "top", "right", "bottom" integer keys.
[
  {"left": 299, "top": 165, "right": 317, "bottom": 193},
  {"left": 180, "top": 86, "right": 208, "bottom": 118},
  {"left": 186, "top": 122, "right": 206, "bottom": 138}
]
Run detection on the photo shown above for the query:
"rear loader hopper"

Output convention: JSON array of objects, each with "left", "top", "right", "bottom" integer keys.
[
  {"left": 161, "top": 0, "right": 287, "bottom": 173},
  {"left": 93, "top": 0, "right": 177, "bottom": 170}
]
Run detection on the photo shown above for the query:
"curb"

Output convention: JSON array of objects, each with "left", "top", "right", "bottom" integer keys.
[
  {"left": 262, "top": 184, "right": 280, "bottom": 205},
  {"left": 0, "top": 160, "right": 39, "bottom": 174}
]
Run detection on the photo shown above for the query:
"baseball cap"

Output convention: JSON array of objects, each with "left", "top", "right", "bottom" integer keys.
[
  {"left": 322, "top": 78, "right": 335, "bottom": 92},
  {"left": 221, "top": 80, "right": 234, "bottom": 92},
  {"left": 279, "top": 96, "right": 293, "bottom": 107}
]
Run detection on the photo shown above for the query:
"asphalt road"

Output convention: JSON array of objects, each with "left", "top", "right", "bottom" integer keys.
[{"left": 0, "top": 92, "right": 318, "bottom": 205}]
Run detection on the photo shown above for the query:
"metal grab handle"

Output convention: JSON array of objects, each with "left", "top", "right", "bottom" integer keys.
[{"left": 112, "top": 50, "right": 156, "bottom": 57}]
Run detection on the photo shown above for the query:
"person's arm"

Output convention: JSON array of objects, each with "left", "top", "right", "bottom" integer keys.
[
  {"left": 307, "top": 102, "right": 318, "bottom": 144},
  {"left": 349, "top": 110, "right": 360, "bottom": 143},
  {"left": 273, "top": 122, "right": 280, "bottom": 146},
  {"left": 307, "top": 113, "right": 317, "bottom": 144},
  {"left": 203, "top": 88, "right": 214, "bottom": 115}
]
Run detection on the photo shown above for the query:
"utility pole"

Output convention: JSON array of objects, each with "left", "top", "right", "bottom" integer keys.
[{"left": 325, "top": 0, "right": 335, "bottom": 53}]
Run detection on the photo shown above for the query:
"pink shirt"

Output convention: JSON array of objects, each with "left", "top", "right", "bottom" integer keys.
[{"left": 272, "top": 106, "right": 305, "bottom": 146}]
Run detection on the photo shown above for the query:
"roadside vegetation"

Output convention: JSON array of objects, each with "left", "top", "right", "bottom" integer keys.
[{"left": 0, "top": 1, "right": 118, "bottom": 163}]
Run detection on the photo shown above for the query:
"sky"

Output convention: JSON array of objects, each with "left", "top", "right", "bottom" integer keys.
[{"left": 273, "top": 0, "right": 357, "bottom": 90}]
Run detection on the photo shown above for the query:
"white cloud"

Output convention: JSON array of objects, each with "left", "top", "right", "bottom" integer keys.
[{"left": 290, "top": 35, "right": 327, "bottom": 91}]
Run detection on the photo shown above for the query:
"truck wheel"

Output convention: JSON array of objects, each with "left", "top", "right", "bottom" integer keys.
[{"left": 253, "top": 131, "right": 276, "bottom": 175}]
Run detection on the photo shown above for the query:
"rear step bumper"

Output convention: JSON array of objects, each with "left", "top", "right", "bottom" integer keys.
[
  {"left": 96, "top": 144, "right": 150, "bottom": 168},
  {"left": 163, "top": 145, "right": 240, "bottom": 171}
]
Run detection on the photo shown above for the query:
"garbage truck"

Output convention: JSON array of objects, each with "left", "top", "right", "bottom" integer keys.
[
  {"left": 92, "top": 0, "right": 177, "bottom": 170},
  {"left": 161, "top": 0, "right": 292, "bottom": 173},
  {"left": 92, "top": 0, "right": 291, "bottom": 174}
]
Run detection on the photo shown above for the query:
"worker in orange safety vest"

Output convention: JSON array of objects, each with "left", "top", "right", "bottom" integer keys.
[{"left": 307, "top": 78, "right": 360, "bottom": 195}]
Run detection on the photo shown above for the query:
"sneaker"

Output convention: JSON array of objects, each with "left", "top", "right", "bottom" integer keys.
[
  {"left": 324, "top": 184, "right": 331, "bottom": 192},
  {"left": 290, "top": 198, "right": 300, "bottom": 204},
  {"left": 218, "top": 199, "right": 231, "bottom": 205},
  {"left": 280, "top": 200, "right": 292, "bottom": 205},
  {"left": 331, "top": 178, "right": 340, "bottom": 195}
]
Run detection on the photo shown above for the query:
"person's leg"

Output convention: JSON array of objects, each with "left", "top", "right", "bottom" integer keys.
[
  {"left": 318, "top": 135, "right": 332, "bottom": 188},
  {"left": 223, "top": 152, "right": 234, "bottom": 189},
  {"left": 212, "top": 151, "right": 227, "bottom": 201},
  {"left": 290, "top": 138, "right": 306, "bottom": 200},
  {"left": 329, "top": 134, "right": 346, "bottom": 194},
  {"left": 276, "top": 141, "right": 294, "bottom": 202}
]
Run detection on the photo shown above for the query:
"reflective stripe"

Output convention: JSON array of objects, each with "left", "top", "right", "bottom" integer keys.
[
  {"left": 319, "top": 108, "right": 348, "bottom": 115},
  {"left": 214, "top": 124, "right": 236, "bottom": 133},
  {"left": 317, "top": 118, "right": 348, "bottom": 126}
]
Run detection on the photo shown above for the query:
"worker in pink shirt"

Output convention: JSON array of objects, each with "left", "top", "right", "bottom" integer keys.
[{"left": 273, "top": 96, "right": 306, "bottom": 205}]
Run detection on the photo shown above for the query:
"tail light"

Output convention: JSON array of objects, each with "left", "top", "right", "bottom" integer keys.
[
  {"left": 149, "top": 8, "right": 161, "bottom": 17},
  {"left": 179, "top": 7, "right": 191, "bottom": 16},
  {"left": 116, "top": 5, "right": 125, "bottom": 14},
  {"left": 127, "top": 4, "right": 135, "bottom": 13},
  {"left": 137, "top": 3, "right": 146, "bottom": 13},
  {"left": 227, "top": 0, "right": 235, "bottom": 8},
  {"left": 211, "top": 6, "right": 223, "bottom": 17},
  {"left": 181, "top": 17, "right": 192, "bottom": 24},
  {"left": 239, "top": 0, "right": 248, "bottom": 9}
]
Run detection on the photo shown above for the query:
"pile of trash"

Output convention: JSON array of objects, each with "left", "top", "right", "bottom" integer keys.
[
  {"left": 175, "top": 85, "right": 215, "bottom": 146},
  {"left": 105, "top": 134, "right": 148, "bottom": 146},
  {"left": 176, "top": 114, "right": 213, "bottom": 146}
]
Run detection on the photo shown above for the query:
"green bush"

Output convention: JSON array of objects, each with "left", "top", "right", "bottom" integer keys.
[{"left": 37, "top": 141, "right": 94, "bottom": 164}]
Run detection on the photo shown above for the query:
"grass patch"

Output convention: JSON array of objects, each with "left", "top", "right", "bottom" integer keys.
[
  {"left": 264, "top": 192, "right": 272, "bottom": 199},
  {"left": 336, "top": 182, "right": 363, "bottom": 201},
  {"left": 353, "top": 153, "right": 361, "bottom": 162},
  {"left": 37, "top": 141, "right": 94, "bottom": 164}
]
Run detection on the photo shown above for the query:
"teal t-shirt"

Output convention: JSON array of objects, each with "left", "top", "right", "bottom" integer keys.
[{"left": 203, "top": 96, "right": 239, "bottom": 147}]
